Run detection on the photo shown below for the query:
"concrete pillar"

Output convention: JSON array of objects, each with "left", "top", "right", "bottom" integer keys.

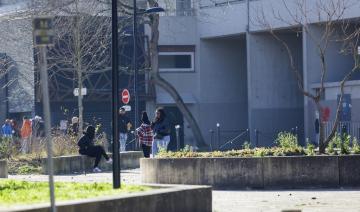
[{"left": 247, "top": 32, "right": 304, "bottom": 146}]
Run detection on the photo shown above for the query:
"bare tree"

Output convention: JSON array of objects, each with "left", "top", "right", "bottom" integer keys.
[
  {"left": 47, "top": 0, "right": 113, "bottom": 133},
  {"left": 114, "top": 0, "right": 207, "bottom": 148},
  {"left": 254, "top": 0, "right": 360, "bottom": 153},
  {"left": 146, "top": 0, "right": 207, "bottom": 148}
]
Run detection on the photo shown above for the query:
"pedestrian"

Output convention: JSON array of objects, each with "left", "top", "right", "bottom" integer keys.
[
  {"left": 32, "top": 116, "right": 45, "bottom": 137},
  {"left": 10, "top": 119, "right": 21, "bottom": 150},
  {"left": 77, "top": 125, "right": 112, "bottom": 172},
  {"left": 2, "top": 119, "right": 13, "bottom": 138},
  {"left": 118, "top": 107, "right": 132, "bottom": 152},
  {"left": 151, "top": 107, "right": 171, "bottom": 157},
  {"left": 10, "top": 119, "right": 20, "bottom": 138},
  {"left": 136, "top": 111, "right": 154, "bottom": 158},
  {"left": 59, "top": 120, "right": 68, "bottom": 135},
  {"left": 70, "top": 116, "right": 79, "bottom": 136},
  {"left": 20, "top": 116, "right": 32, "bottom": 154},
  {"left": 314, "top": 111, "right": 320, "bottom": 146}
]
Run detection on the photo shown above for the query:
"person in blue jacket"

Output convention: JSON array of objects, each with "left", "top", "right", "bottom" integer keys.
[{"left": 2, "top": 119, "right": 13, "bottom": 138}]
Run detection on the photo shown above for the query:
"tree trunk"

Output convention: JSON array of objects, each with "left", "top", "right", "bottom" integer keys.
[
  {"left": 147, "top": 0, "right": 207, "bottom": 148},
  {"left": 320, "top": 67, "right": 357, "bottom": 153}
]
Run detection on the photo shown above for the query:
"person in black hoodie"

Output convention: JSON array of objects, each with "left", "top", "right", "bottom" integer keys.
[
  {"left": 151, "top": 108, "right": 171, "bottom": 157},
  {"left": 78, "top": 125, "right": 112, "bottom": 172}
]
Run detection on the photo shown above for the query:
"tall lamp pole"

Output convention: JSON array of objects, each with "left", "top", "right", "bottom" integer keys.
[
  {"left": 132, "top": 2, "right": 164, "bottom": 131},
  {"left": 133, "top": 0, "right": 139, "bottom": 133},
  {"left": 112, "top": 0, "right": 120, "bottom": 189}
]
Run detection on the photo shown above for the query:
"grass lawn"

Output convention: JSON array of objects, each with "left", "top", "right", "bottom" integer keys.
[{"left": 0, "top": 179, "right": 152, "bottom": 206}]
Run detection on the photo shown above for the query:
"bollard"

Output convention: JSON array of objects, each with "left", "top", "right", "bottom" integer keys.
[
  {"left": 216, "top": 123, "right": 220, "bottom": 150},
  {"left": 175, "top": 125, "right": 181, "bottom": 151},
  {"left": 209, "top": 129, "right": 214, "bottom": 152},
  {"left": 255, "top": 129, "right": 259, "bottom": 147}
]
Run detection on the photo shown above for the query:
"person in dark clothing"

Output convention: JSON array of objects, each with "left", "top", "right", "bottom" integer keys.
[
  {"left": 78, "top": 125, "right": 112, "bottom": 172},
  {"left": 136, "top": 111, "right": 154, "bottom": 158},
  {"left": 151, "top": 108, "right": 171, "bottom": 157},
  {"left": 32, "top": 116, "right": 45, "bottom": 137},
  {"left": 118, "top": 107, "right": 132, "bottom": 152},
  {"left": 70, "top": 116, "right": 79, "bottom": 136}
]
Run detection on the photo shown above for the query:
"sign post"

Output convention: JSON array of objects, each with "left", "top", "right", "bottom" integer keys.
[
  {"left": 121, "top": 89, "right": 130, "bottom": 104},
  {"left": 33, "top": 17, "right": 56, "bottom": 212}
]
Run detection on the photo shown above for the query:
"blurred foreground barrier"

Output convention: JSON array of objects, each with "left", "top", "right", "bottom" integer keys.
[
  {"left": 42, "top": 151, "right": 143, "bottom": 174},
  {"left": 141, "top": 155, "right": 360, "bottom": 188}
]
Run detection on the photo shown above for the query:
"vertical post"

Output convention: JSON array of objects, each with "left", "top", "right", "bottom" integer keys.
[
  {"left": 112, "top": 0, "right": 120, "bottom": 189},
  {"left": 216, "top": 123, "right": 220, "bottom": 150},
  {"left": 133, "top": 0, "right": 139, "bottom": 131},
  {"left": 295, "top": 126, "right": 299, "bottom": 142},
  {"left": 255, "top": 129, "right": 259, "bottom": 147},
  {"left": 209, "top": 129, "right": 214, "bottom": 152},
  {"left": 175, "top": 125, "right": 180, "bottom": 151},
  {"left": 39, "top": 46, "right": 56, "bottom": 212}
]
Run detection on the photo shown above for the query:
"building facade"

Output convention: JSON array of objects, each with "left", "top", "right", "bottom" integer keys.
[{"left": 150, "top": 0, "right": 360, "bottom": 149}]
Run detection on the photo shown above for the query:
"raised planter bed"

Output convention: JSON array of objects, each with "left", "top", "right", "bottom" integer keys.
[
  {"left": 42, "top": 151, "right": 143, "bottom": 174},
  {"left": 0, "top": 160, "right": 7, "bottom": 178},
  {"left": 141, "top": 155, "right": 360, "bottom": 189},
  {"left": 1, "top": 185, "right": 212, "bottom": 212}
]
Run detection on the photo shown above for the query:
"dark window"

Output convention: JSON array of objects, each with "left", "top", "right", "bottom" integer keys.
[{"left": 158, "top": 53, "right": 194, "bottom": 72}]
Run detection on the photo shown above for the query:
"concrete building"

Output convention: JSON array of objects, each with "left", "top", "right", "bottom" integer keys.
[
  {"left": 149, "top": 0, "right": 360, "bottom": 149},
  {"left": 1, "top": 0, "right": 359, "bottom": 150}
]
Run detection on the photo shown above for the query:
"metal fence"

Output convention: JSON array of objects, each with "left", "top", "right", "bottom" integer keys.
[
  {"left": 209, "top": 124, "right": 250, "bottom": 151},
  {"left": 324, "top": 121, "right": 360, "bottom": 139}
]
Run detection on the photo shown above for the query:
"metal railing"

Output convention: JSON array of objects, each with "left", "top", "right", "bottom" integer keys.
[
  {"left": 254, "top": 126, "right": 299, "bottom": 147},
  {"left": 209, "top": 123, "right": 250, "bottom": 151},
  {"left": 324, "top": 121, "right": 360, "bottom": 139}
]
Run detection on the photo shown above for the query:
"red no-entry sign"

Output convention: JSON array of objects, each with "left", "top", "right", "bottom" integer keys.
[{"left": 121, "top": 89, "right": 130, "bottom": 104}]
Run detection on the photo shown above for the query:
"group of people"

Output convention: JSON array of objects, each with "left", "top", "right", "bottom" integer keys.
[
  {"left": 1, "top": 116, "right": 44, "bottom": 153},
  {"left": 78, "top": 107, "right": 171, "bottom": 172},
  {"left": 118, "top": 107, "right": 171, "bottom": 158}
]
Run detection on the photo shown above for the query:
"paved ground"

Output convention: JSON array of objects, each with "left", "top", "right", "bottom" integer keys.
[{"left": 8, "top": 170, "right": 360, "bottom": 212}]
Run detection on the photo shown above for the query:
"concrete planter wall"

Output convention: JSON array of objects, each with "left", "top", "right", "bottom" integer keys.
[
  {"left": 141, "top": 155, "right": 360, "bottom": 188},
  {"left": 1, "top": 185, "right": 211, "bottom": 212},
  {"left": 0, "top": 160, "right": 7, "bottom": 178},
  {"left": 42, "top": 151, "right": 143, "bottom": 174}
]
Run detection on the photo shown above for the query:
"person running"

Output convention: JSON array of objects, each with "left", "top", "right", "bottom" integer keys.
[
  {"left": 136, "top": 111, "right": 154, "bottom": 158},
  {"left": 77, "top": 125, "right": 112, "bottom": 172}
]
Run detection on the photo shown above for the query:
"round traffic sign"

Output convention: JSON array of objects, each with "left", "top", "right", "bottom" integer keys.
[{"left": 121, "top": 89, "right": 130, "bottom": 104}]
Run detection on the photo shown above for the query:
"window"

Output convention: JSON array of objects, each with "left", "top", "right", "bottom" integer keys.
[{"left": 159, "top": 52, "right": 194, "bottom": 72}]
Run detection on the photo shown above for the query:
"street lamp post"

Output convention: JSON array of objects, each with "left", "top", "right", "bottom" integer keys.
[
  {"left": 132, "top": 1, "right": 164, "bottom": 132},
  {"left": 112, "top": 0, "right": 120, "bottom": 189}
]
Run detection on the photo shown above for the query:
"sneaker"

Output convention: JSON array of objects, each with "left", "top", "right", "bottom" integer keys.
[
  {"left": 106, "top": 158, "right": 112, "bottom": 164},
  {"left": 93, "top": 167, "right": 102, "bottom": 173}
]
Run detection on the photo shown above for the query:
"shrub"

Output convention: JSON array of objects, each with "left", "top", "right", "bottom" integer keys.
[
  {"left": 305, "top": 139, "right": 315, "bottom": 156},
  {"left": 253, "top": 148, "right": 272, "bottom": 157},
  {"left": 242, "top": 141, "right": 251, "bottom": 150},
  {"left": 341, "top": 134, "right": 351, "bottom": 155},
  {"left": 0, "top": 137, "right": 13, "bottom": 159},
  {"left": 352, "top": 137, "right": 360, "bottom": 154},
  {"left": 326, "top": 133, "right": 340, "bottom": 155},
  {"left": 275, "top": 132, "right": 299, "bottom": 149},
  {"left": 52, "top": 135, "right": 79, "bottom": 157}
]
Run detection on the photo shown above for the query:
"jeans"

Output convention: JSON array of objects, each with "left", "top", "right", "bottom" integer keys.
[
  {"left": 152, "top": 135, "right": 170, "bottom": 157},
  {"left": 80, "top": 145, "right": 109, "bottom": 168},
  {"left": 119, "top": 133, "right": 128, "bottom": 152},
  {"left": 141, "top": 144, "right": 151, "bottom": 158}
]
